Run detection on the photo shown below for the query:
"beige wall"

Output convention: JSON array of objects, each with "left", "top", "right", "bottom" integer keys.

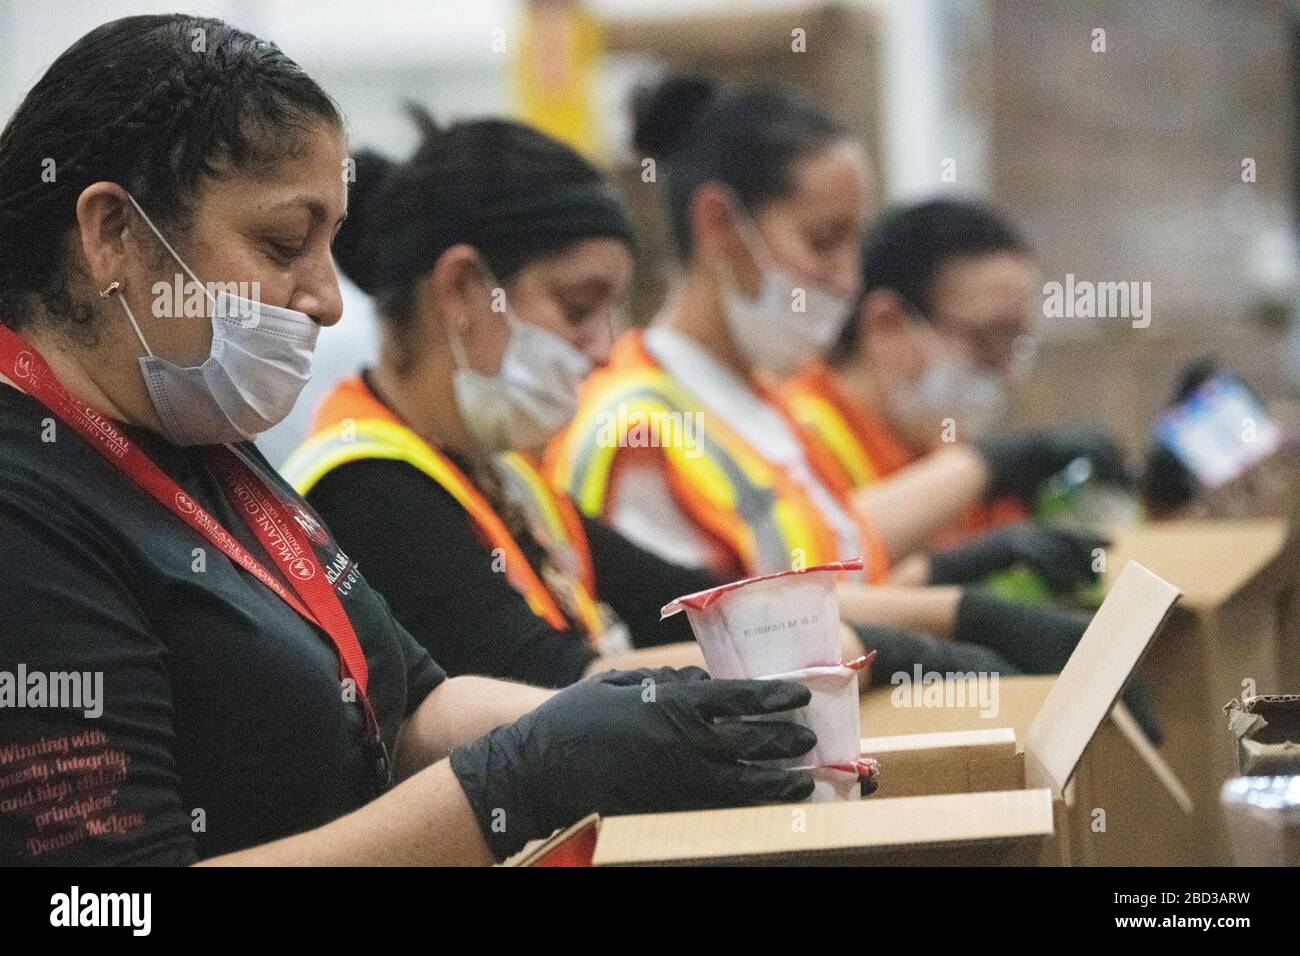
[
  {"left": 984, "top": 0, "right": 1295, "bottom": 331},
  {"left": 978, "top": 1, "right": 1297, "bottom": 442}
]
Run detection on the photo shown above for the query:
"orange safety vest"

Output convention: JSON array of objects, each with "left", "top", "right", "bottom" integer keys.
[
  {"left": 547, "top": 331, "right": 890, "bottom": 582},
  {"left": 781, "top": 363, "right": 1026, "bottom": 546},
  {"left": 281, "top": 375, "right": 604, "bottom": 641}
]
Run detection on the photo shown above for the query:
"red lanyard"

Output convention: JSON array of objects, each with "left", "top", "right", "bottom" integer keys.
[{"left": 0, "top": 326, "right": 392, "bottom": 787}]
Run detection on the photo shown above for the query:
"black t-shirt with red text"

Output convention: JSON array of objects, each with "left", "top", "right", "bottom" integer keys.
[{"left": 0, "top": 383, "right": 445, "bottom": 865}]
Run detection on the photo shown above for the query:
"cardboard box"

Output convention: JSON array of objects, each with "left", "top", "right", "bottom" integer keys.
[
  {"left": 1225, "top": 694, "right": 1300, "bottom": 775},
  {"left": 1106, "top": 518, "right": 1292, "bottom": 864},
  {"left": 1066, "top": 702, "right": 1198, "bottom": 865},
  {"left": 856, "top": 562, "right": 1186, "bottom": 864},
  {"left": 513, "top": 562, "right": 1177, "bottom": 866},
  {"left": 509, "top": 790, "right": 1056, "bottom": 866},
  {"left": 860, "top": 677, "right": 1197, "bottom": 865},
  {"left": 860, "top": 675, "right": 1055, "bottom": 739},
  {"left": 859, "top": 728, "right": 1022, "bottom": 798}
]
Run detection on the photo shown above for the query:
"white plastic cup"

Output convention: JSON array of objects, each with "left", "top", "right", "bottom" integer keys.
[
  {"left": 759, "top": 656, "right": 870, "bottom": 769},
  {"left": 661, "top": 560, "right": 862, "bottom": 680}
]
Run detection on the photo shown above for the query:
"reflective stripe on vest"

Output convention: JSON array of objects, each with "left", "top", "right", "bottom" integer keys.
[
  {"left": 782, "top": 366, "right": 1028, "bottom": 548},
  {"left": 553, "top": 360, "right": 844, "bottom": 576},
  {"left": 783, "top": 386, "right": 883, "bottom": 490},
  {"left": 282, "top": 399, "right": 602, "bottom": 640},
  {"left": 495, "top": 450, "right": 604, "bottom": 637}
]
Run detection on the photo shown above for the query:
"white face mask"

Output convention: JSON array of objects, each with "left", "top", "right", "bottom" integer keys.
[
  {"left": 718, "top": 202, "right": 855, "bottom": 379},
  {"left": 118, "top": 193, "right": 319, "bottom": 446},
  {"left": 447, "top": 273, "right": 593, "bottom": 456},
  {"left": 890, "top": 350, "right": 1009, "bottom": 442}
]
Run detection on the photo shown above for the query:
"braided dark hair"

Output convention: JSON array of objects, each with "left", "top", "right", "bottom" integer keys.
[{"left": 0, "top": 14, "right": 342, "bottom": 334}]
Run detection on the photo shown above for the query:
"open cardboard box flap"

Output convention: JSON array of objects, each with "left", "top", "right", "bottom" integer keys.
[
  {"left": 861, "top": 561, "right": 1184, "bottom": 801},
  {"left": 1024, "top": 560, "right": 1181, "bottom": 794}
]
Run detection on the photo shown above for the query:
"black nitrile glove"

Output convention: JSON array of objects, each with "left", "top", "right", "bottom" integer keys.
[
  {"left": 974, "top": 426, "right": 1131, "bottom": 502},
  {"left": 449, "top": 666, "right": 818, "bottom": 860},
  {"left": 928, "top": 522, "right": 1109, "bottom": 592},
  {"left": 954, "top": 588, "right": 1089, "bottom": 674},
  {"left": 953, "top": 590, "right": 1163, "bottom": 744}
]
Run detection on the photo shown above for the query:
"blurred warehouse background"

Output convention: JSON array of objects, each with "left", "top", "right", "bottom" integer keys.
[{"left": 1, "top": 0, "right": 1297, "bottom": 466}]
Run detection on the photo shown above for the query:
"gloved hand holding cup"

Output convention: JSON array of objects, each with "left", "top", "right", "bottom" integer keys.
[{"left": 662, "top": 560, "right": 872, "bottom": 802}]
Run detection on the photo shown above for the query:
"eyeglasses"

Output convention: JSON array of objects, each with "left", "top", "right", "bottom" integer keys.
[{"left": 913, "top": 307, "right": 1037, "bottom": 375}]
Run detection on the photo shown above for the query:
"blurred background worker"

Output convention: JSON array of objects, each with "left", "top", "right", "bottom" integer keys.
[
  {"left": 549, "top": 76, "right": 1116, "bottom": 596},
  {"left": 282, "top": 109, "right": 724, "bottom": 686},
  {"left": 547, "top": 73, "right": 1162, "bottom": 737},
  {"left": 783, "top": 198, "right": 1127, "bottom": 591},
  {"left": 549, "top": 75, "right": 885, "bottom": 582},
  {"left": 6, "top": 1, "right": 1290, "bottom": 478}
]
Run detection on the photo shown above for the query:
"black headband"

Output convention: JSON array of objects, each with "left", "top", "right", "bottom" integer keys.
[
  {"left": 468, "top": 185, "right": 636, "bottom": 245},
  {"left": 379, "top": 184, "right": 636, "bottom": 284}
]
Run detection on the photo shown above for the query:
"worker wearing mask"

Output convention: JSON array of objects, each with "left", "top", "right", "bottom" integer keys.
[
  {"left": 548, "top": 73, "right": 1161, "bottom": 741},
  {"left": 281, "top": 109, "right": 761, "bottom": 686},
  {"left": 783, "top": 199, "right": 1128, "bottom": 590},
  {"left": 0, "top": 19, "right": 820, "bottom": 865}
]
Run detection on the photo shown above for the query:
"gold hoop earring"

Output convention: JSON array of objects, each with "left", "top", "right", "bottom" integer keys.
[{"left": 99, "top": 281, "right": 121, "bottom": 300}]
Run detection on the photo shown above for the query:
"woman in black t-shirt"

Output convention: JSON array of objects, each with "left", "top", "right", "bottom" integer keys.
[
  {"left": 281, "top": 111, "right": 744, "bottom": 689},
  {"left": 0, "top": 14, "right": 817, "bottom": 865}
]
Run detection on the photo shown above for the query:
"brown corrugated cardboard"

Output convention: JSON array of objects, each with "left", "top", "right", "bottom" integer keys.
[
  {"left": 859, "top": 709, "right": 1198, "bottom": 865},
  {"left": 1106, "top": 519, "right": 1291, "bottom": 864},
  {"left": 1275, "top": 493, "right": 1300, "bottom": 694},
  {"left": 509, "top": 791, "right": 1056, "bottom": 867},
  {"left": 1225, "top": 695, "right": 1300, "bottom": 775},
  {"left": 591, "top": 789, "right": 1055, "bottom": 866},
  {"left": 1026, "top": 562, "right": 1181, "bottom": 792},
  {"left": 863, "top": 563, "right": 1179, "bottom": 796},
  {"left": 1067, "top": 708, "right": 1198, "bottom": 865},
  {"left": 1105, "top": 701, "right": 1194, "bottom": 816},
  {"left": 1109, "top": 520, "right": 1286, "bottom": 608},
  {"left": 860, "top": 675, "right": 1054, "bottom": 739},
  {"left": 855, "top": 562, "right": 1190, "bottom": 865},
  {"left": 860, "top": 728, "right": 1020, "bottom": 798}
]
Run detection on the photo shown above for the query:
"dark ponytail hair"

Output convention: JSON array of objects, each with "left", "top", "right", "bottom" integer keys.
[
  {"left": 0, "top": 14, "right": 342, "bottom": 333},
  {"left": 631, "top": 73, "right": 847, "bottom": 260},
  {"left": 333, "top": 106, "right": 635, "bottom": 348}
]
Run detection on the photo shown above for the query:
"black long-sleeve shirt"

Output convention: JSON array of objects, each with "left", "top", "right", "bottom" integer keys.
[
  {"left": 0, "top": 385, "right": 444, "bottom": 864},
  {"left": 304, "top": 455, "right": 717, "bottom": 689}
]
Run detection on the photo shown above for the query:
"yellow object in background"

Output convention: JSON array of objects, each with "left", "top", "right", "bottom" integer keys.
[{"left": 514, "top": 0, "right": 604, "bottom": 161}]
